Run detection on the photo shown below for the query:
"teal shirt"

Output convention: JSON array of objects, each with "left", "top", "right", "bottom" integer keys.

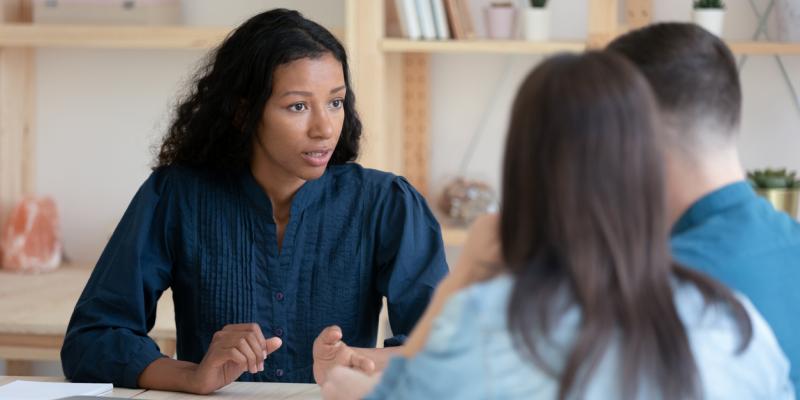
[{"left": 671, "top": 181, "right": 800, "bottom": 393}]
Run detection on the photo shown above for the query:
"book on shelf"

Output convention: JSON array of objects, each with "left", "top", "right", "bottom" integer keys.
[
  {"left": 388, "top": 0, "right": 462, "bottom": 41},
  {"left": 456, "top": 0, "right": 476, "bottom": 39},
  {"left": 443, "top": 0, "right": 476, "bottom": 40},
  {"left": 415, "top": 0, "right": 438, "bottom": 40},
  {"left": 430, "top": 0, "right": 451, "bottom": 39},
  {"left": 393, "top": 0, "right": 422, "bottom": 40},
  {"left": 386, "top": 0, "right": 404, "bottom": 37}
]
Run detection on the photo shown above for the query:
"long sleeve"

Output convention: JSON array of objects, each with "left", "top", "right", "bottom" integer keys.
[
  {"left": 61, "top": 168, "right": 176, "bottom": 388},
  {"left": 364, "top": 286, "right": 486, "bottom": 399},
  {"left": 373, "top": 176, "right": 448, "bottom": 347}
]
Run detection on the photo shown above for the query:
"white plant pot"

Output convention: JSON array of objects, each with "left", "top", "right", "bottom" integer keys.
[
  {"left": 523, "top": 7, "right": 549, "bottom": 41},
  {"left": 776, "top": 0, "right": 800, "bottom": 42},
  {"left": 692, "top": 9, "right": 725, "bottom": 37}
]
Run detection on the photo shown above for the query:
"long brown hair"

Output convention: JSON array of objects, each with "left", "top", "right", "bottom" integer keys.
[{"left": 501, "top": 52, "right": 752, "bottom": 400}]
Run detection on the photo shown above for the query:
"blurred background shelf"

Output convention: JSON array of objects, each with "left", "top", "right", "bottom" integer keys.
[
  {"left": 0, "top": 23, "right": 230, "bottom": 49},
  {"left": 3, "top": 25, "right": 796, "bottom": 56},
  {"left": 381, "top": 38, "right": 800, "bottom": 55},
  {"left": 381, "top": 38, "right": 586, "bottom": 54},
  {"left": 727, "top": 41, "right": 800, "bottom": 55},
  {"left": 442, "top": 226, "right": 468, "bottom": 247},
  {"left": 0, "top": 23, "right": 344, "bottom": 49}
]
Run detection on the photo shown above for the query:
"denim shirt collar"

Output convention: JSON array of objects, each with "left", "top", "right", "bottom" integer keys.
[{"left": 240, "top": 167, "right": 328, "bottom": 220}]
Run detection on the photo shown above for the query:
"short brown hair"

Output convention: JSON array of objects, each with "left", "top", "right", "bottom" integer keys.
[{"left": 607, "top": 23, "right": 741, "bottom": 138}]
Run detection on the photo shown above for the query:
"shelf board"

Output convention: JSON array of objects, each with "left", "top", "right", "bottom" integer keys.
[
  {"left": 381, "top": 38, "right": 586, "bottom": 54},
  {"left": 727, "top": 41, "right": 800, "bottom": 55},
  {"left": 442, "top": 226, "right": 468, "bottom": 247},
  {"left": 0, "top": 23, "right": 345, "bottom": 49},
  {"left": 0, "top": 23, "right": 231, "bottom": 49},
  {"left": 382, "top": 38, "right": 800, "bottom": 56}
]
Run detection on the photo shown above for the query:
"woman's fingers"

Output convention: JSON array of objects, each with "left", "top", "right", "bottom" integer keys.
[
  {"left": 314, "top": 325, "right": 344, "bottom": 360},
  {"left": 222, "top": 323, "right": 272, "bottom": 362},
  {"left": 225, "top": 346, "right": 249, "bottom": 374},
  {"left": 223, "top": 323, "right": 267, "bottom": 346},
  {"left": 210, "top": 324, "right": 282, "bottom": 375},
  {"left": 350, "top": 352, "right": 376, "bottom": 375},
  {"left": 265, "top": 337, "right": 283, "bottom": 355},
  {"left": 234, "top": 336, "right": 260, "bottom": 374}
]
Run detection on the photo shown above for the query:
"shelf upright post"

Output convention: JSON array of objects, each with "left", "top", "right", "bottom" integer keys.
[
  {"left": 346, "top": 0, "right": 399, "bottom": 174},
  {"left": 0, "top": 0, "right": 35, "bottom": 234},
  {"left": 626, "top": 0, "right": 652, "bottom": 30},
  {"left": 401, "top": 53, "right": 430, "bottom": 197},
  {"left": 587, "top": 0, "right": 619, "bottom": 48}
]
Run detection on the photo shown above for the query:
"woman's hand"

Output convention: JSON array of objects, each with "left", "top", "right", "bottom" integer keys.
[
  {"left": 321, "top": 366, "right": 382, "bottom": 400},
  {"left": 188, "top": 323, "right": 282, "bottom": 394},
  {"left": 401, "top": 213, "right": 504, "bottom": 358},
  {"left": 313, "top": 325, "right": 376, "bottom": 385},
  {"left": 449, "top": 213, "right": 503, "bottom": 288}
]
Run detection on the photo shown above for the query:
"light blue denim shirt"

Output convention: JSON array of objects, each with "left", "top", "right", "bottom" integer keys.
[{"left": 366, "top": 275, "right": 794, "bottom": 399}]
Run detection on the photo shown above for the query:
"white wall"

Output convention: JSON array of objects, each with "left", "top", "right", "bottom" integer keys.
[
  {"left": 34, "top": 1, "right": 345, "bottom": 265},
  {"left": 430, "top": 0, "right": 800, "bottom": 202}
]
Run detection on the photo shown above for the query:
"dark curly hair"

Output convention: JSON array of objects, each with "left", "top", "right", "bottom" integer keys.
[{"left": 156, "top": 9, "right": 361, "bottom": 170}]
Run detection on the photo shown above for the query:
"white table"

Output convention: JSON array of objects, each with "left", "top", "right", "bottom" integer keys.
[
  {"left": 0, "top": 264, "right": 176, "bottom": 375},
  {"left": 0, "top": 376, "right": 321, "bottom": 399}
]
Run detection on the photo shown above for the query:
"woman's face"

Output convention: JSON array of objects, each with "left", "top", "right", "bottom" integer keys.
[{"left": 253, "top": 53, "right": 346, "bottom": 183}]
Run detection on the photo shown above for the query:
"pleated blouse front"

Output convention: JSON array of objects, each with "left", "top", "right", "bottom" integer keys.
[{"left": 61, "top": 163, "right": 448, "bottom": 387}]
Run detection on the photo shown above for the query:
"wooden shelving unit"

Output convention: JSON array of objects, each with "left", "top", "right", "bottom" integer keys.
[
  {"left": 382, "top": 38, "right": 587, "bottom": 54},
  {"left": 1, "top": 0, "right": 798, "bottom": 248},
  {"left": 0, "top": 23, "right": 232, "bottom": 49},
  {"left": 381, "top": 38, "right": 800, "bottom": 56},
  {"left": 442, "top": 226, "right": 469, "bottom": 247},
  {"left": 727, "top": 41, "right": 800, "bottom": 55},
  {"left": 0, "top": 23, "right": 347, "bottom": 49},
  {"left": 2, "top": 24, "right": 797, "bottom": 56}
]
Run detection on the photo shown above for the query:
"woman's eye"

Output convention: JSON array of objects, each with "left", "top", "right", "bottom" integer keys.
[
  {"left": 289, "top": 103, "right": 307, "bottom": 112},
  {"left": 330, "top": 99, "right": 343, "bottom": 109}
]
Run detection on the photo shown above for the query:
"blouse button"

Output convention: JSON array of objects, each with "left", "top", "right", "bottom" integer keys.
[
  {"left": 275, "top": 292, "right": 284, "bottom": 301},
  {"left": 274, "top": 328, "right": 284, "bottom": 337},
  {"left": 276, "top": 368, "right": 284, "bottom": 377}
]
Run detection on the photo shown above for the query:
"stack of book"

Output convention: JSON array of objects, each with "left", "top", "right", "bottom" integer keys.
[{"left": 387, "top": 0, "right": 477, "bottom": 40}]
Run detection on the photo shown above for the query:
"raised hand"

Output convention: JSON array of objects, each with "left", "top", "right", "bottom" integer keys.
[
  {"left": 313, "top": 325, "right": 375, "bottom": 384},
  {"left": 189, "top": 323, "right": 282, "bottom": 394}
]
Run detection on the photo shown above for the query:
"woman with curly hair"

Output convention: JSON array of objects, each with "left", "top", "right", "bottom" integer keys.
[{"left": 61, "top": 9, "right": 448, "bottom": 394}]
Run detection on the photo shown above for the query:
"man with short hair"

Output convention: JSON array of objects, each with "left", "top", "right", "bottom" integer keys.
[{"left": 609, "top": 23, "right": 800, "bottom": 394}]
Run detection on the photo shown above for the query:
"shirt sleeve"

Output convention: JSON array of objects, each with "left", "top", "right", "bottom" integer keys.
[
  {"left": 61, "top": 168, "right": 177, "bottom": 388},
  {"left": 373, "top": 176, "right": 449, "bottom": 347},
  {"left": 364, "top": 287, "right": 485, "bottom": 399}
]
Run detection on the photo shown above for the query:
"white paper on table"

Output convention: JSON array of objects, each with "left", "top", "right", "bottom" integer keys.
[{"left": 0, "top": 380, "right": 113, "bottom": 400}]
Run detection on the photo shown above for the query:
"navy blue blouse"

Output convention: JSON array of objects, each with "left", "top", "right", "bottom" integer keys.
[{"left": 61, "top": 163, "right": 448, "bottom": 387}]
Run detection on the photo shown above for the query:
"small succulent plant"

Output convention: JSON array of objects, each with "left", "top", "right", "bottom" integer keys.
[
  {"left": 694, "top": 0, "right": 725, "bottom": 9},
  {"left": 530, "top": 0, "right": 547, "bottom": 7},
  {"left": 747, "top": 168, "right": 800, "bottom": 189}
]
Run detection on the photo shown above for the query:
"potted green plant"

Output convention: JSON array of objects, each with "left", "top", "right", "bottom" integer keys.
[
  {"left": 693, "top": 0, "right": 725, "bottom": 37},
  {"left": 523, "top": 0, "right": 549, "bottom": 41},
  {"left": 748, "top": 168, "right": 800, "bottom": 218}
]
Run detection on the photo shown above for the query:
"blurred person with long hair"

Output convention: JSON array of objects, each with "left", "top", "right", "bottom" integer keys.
[{"left": 321, "top": 51, "right": 794, "bottom": 399}]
